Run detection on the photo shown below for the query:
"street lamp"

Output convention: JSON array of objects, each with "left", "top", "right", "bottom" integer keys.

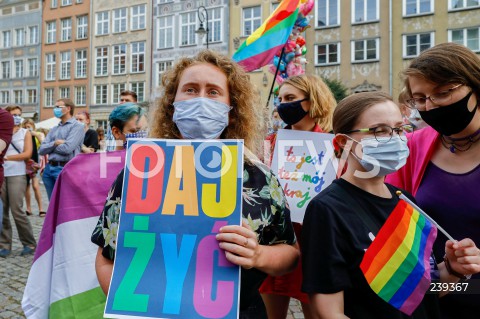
[{"left": 195, "top": 6, "right": 209, "bottom": 49}]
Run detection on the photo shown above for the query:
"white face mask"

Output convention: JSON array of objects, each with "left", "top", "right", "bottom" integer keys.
[
  {"left": 348, "top": 135, "right": 410, "bottom": 177},
  {"left": 173, "top": 97, "right": 232, "bottom": 139}
]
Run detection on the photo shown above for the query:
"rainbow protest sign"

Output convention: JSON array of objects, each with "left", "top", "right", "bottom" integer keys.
[
  {"left": 271, "top": 129, "right": 338, "bottom": 223},
  {"left": 104, "top": 139, "right": 243, "bottom": 319}
]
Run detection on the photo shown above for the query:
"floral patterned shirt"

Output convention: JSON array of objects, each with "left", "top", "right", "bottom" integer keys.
[{"left": 91, "top": 160, "right": 296, "bottom": 261}]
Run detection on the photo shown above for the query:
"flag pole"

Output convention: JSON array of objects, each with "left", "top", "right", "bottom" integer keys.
[
  {"left": 396, "top": 191, "right": 455, "bottom": 242},
  {"left": 265, "top": 46, "right": 286, "bottom": 109}
]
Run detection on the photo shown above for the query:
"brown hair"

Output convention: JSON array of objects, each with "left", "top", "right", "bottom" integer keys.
[
  {"left": 5, "top": 105, "right": 22, "bottom": 113},
  {"left": 120, "top": 90, "right": 138, "bottom": 101},
  {"left": 403, "top": 43, "right": 480, "bottom": 97},
  {"left": 279, "top": 74, "right": 336, "bottom": 131},
  {"left": 150, "top": 50, "right": 264, "bottom": 155},
  {"left": 22, "top": 118, "right": 35, "bottom": 129},
  {"left": 333, "top": 91, "right": 394, "bottom": 134},
  {"left": 57, "top": 98, "right": 75, "bottom": 115}
]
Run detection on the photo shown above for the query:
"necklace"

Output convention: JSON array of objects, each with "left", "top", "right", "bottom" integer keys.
[{"left": 440, "top": 128, "right": 480, "bottom": 153}]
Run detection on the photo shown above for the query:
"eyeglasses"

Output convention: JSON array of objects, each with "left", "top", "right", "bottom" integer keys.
[
  {"left": 406, "top": 84, "right": 464, "bottom": 110},
  {"left": 54, "top": 105, "right": 66, "bottom": 108},
  {"left": 344, "top": 124, "right": 413, "bottom": 143}
]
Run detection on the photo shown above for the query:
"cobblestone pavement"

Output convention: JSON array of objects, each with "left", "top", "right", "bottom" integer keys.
[{"left": 0, "top": 182, "right": 304, "bottom": 319}]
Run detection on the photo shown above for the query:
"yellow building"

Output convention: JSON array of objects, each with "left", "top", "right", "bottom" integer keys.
[{"left": 306, "top": 0, "right": 480, "bottom": 99}]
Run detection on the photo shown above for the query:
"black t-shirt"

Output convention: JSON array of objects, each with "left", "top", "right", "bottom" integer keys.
[
  {"left": 302, "top": 178, "right": 440, "bottom": 319},
  {"left": 83, "top": 129, "right": 99, "bottom": 150}
]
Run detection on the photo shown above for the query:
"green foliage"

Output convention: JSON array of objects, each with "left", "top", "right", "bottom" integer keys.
[{"left": 322, "top": 77, "right": 349, "bottom": 102}]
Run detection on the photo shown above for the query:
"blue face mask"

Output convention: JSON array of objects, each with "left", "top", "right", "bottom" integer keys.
[
  {"left": 123, "top": 130, "right": 148, "bottom": 149},
  {"left": 173, "top": 97, "right": 232, "bottom": 139},
  {"left": 12, "top": 115, "right": 23, "bottom": 126},
  {"left": 348, "top": 135, "right": 410, "bottom": 177},
  {"left": 53, "top": 108, "right": 64, "bottom": 118}
]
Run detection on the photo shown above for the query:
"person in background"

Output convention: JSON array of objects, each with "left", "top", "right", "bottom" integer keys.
[
  {"left": 261, "top": 74, "right": 336, "bottom": 319},
  {"left": 0, "top": 109, "right": 14, "bottom": 234},
  {"left": 96, "top": 127, "right": 105, "bottom": 151},
  {"left": 398, "top": 88, "right": 428, "bottom": 130},
  {"left": 268, "top": 108, "right": 285, "bottom": 135},
  {"left": 119, "top": 90, "right": 137, "bottom": 104},
  {"left": 76, "top": 111, "right": 99, "bottom": 153},
  {"left": 92, "top": 50, "right": 299, "bottom": 318},
  {"left": 386, "top": 43, "right": 480, "bottom": 319},
  {"left": 22, "top": 119, "right": 46, "bottom": 217},
  {"left": 303, "top": 91, "right": 480, "bottom": 318},
  {"left": 105, "top": 102, "right": 147, "bottom": 151},
  {"left": 38, "top": 98, "right": 85, "bottom": 199},
  {"left": 0, "top": 106, "right": 36, "bottom": 257}
]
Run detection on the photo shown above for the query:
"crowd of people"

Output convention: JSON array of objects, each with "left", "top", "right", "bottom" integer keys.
[{"left": 1, "top": 43, "right": 480, "bottom": 318}]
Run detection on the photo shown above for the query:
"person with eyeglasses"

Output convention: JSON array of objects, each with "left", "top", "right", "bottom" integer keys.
[
  {"left": 301, "top": 91, "right": 480, "bottom": 319},
  {"left": 38, "top": 98, "right": 85, "bottom": 199},
  {"left": 386, "top": 43, "right": 480, "bottom": 319}
]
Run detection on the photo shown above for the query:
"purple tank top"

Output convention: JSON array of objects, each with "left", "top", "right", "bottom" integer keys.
[{"left": 416, "top": 162, "right": 480, "bottom": 316}]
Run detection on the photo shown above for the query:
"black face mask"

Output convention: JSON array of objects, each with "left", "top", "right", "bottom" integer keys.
[
  {"left": 419, "top": 91, "right": 477, "bottom": 136},
  {"left": 277, "top": 98, "right": 309, "bottom": 125}
]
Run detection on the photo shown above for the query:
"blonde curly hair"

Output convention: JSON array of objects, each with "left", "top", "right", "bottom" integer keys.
[
  {"left": 150, "top": 50, "right": 265, "bottom": 155},
  {"left": 279, "top": 74, "right": 336, "bottom": 132}
]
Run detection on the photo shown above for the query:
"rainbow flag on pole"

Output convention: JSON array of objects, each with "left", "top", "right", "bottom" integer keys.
[
  {"left": 360, "top": 200, "right": 437, "bottom": 315},
  {"left": 232, "top": 0, "right": 301, "bottom": 72}
]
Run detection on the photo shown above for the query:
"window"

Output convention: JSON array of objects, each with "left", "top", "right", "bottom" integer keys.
[
  {"left": 156, "top": 61, "right": 173, "bottom": 86},
  {"left": 60, "top": 87, "right": 70, "bottom": 98},
  {"left": 45, "top": 88, "right": 55, "bottom": 107},
  {"left": 61, "top": 18, "right": 72, "bottom": 41},
  {"left": 243, "top": 6, "right": 261, "bottom": 36},
  {"left": 449, "top": 0, "right": 480, "bottom": 9},
  {"left": 112, "top": 83, "right": 126, "bottom": 104},
  {"left": 95, "top": 85, "right": 108, "bottom": 104},
  {"left": 29, "top": 26, "right": 39, "bottom": 44},
  {"left": 180, "top": 12, "right": 196, "bottom": 46},
  {"left": 15, "top": 28, "right": 25, "bottom": 46},
  {"left": 2, "top": 31, "right": 11, "bottom": 48},
  {"left": 157, "top": 15, "right": 174, "bottom": 49},
  {"left": 27, "top": 89, "right": 37, "bottom": 104},
  {"left": 112, "top": 44, "right": 126, "bottom": 75},
  {"left": 95, "top": 47, "right": 108, "bottom": 76},
  {"left": 271, "top": 2, "right": 280, "bottom": 12},
  {"left": 130, "top": 82, "right": 145, "bottom": 101},
  {"left": 131, "top": 5, "right": 146, "bottom": 30},
  {"left": 449, "top": 27, "right": 480, "bottom": 51},
  {"left": 61, "top": 0, "right": 72, "bottom": 5},
  {"left": 403, "top": 33, "right": 434, "bottom": 58},
  {"left": 96, "top": 11, "right": 109, "bottom": 35},
  {"left": 76, "top": 0, "right": 83, "bottom": 3},
  {"left": 77, "top": 15, "right": 88, "bottom": 39},
  {"left": 113, "top": 8, "right": 127, "bottom": 33},
  {"left": 46, "top": 21, "right": 56, "bottom": 44},
  {"left": 1, "top": 91, "right": 10, "bottom": 104},
  {"left": 28, "top": 58, "right": 38, "bottom": 77},
  {"left": 45, "top": 53, "right": 56, "bottom": 80},
  {"left": 51, "top": 0, "right": 58, "bottom": 8},
  {"left": 96, "top": 120, "right": 108, "bottom": 130},
  {"left": 14, "top": 60, "right": 23, "bottom": 78},
  {"left": 317, "top": 0, "right": 339, "bottom": 27},
  {"left": 60, "top": 51, "right": 71, "bottom": 79},
  {"left": 207, "top": 8, "right": 222, "bottom": 43},
  {"left": 14, "top": 90, "right": 23, "bottom": 104},
  {"left": 1, "top": 61, "right": 10, "bottom": 79},
  {"left": 352, "top": 0, "right": 378, "bottom": 23},
  {"left": 131, "top": 42, "right": 145, "bottom": 73},
  {"left": 404, "top": 0, "right": 433, "bottom": 15},
  {"left": 316, "top": 43, "right": 340, "bottom": 65},
  {"left": 75, "top": 49, "right": 87, "bottom": 78},
  {"left": 352, "top": 38, "right": 379, "bottom": 62},
  {"left": 75, "top": 86, "right": 86, "bottom": 106}
]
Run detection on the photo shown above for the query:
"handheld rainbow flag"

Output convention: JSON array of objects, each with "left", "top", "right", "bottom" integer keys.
[
  {"left": 232, "top": 0, "right": 301, "bottom": 72},
  {"left": 360, "top": 198, "right": 437, "bottom": 315}
]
